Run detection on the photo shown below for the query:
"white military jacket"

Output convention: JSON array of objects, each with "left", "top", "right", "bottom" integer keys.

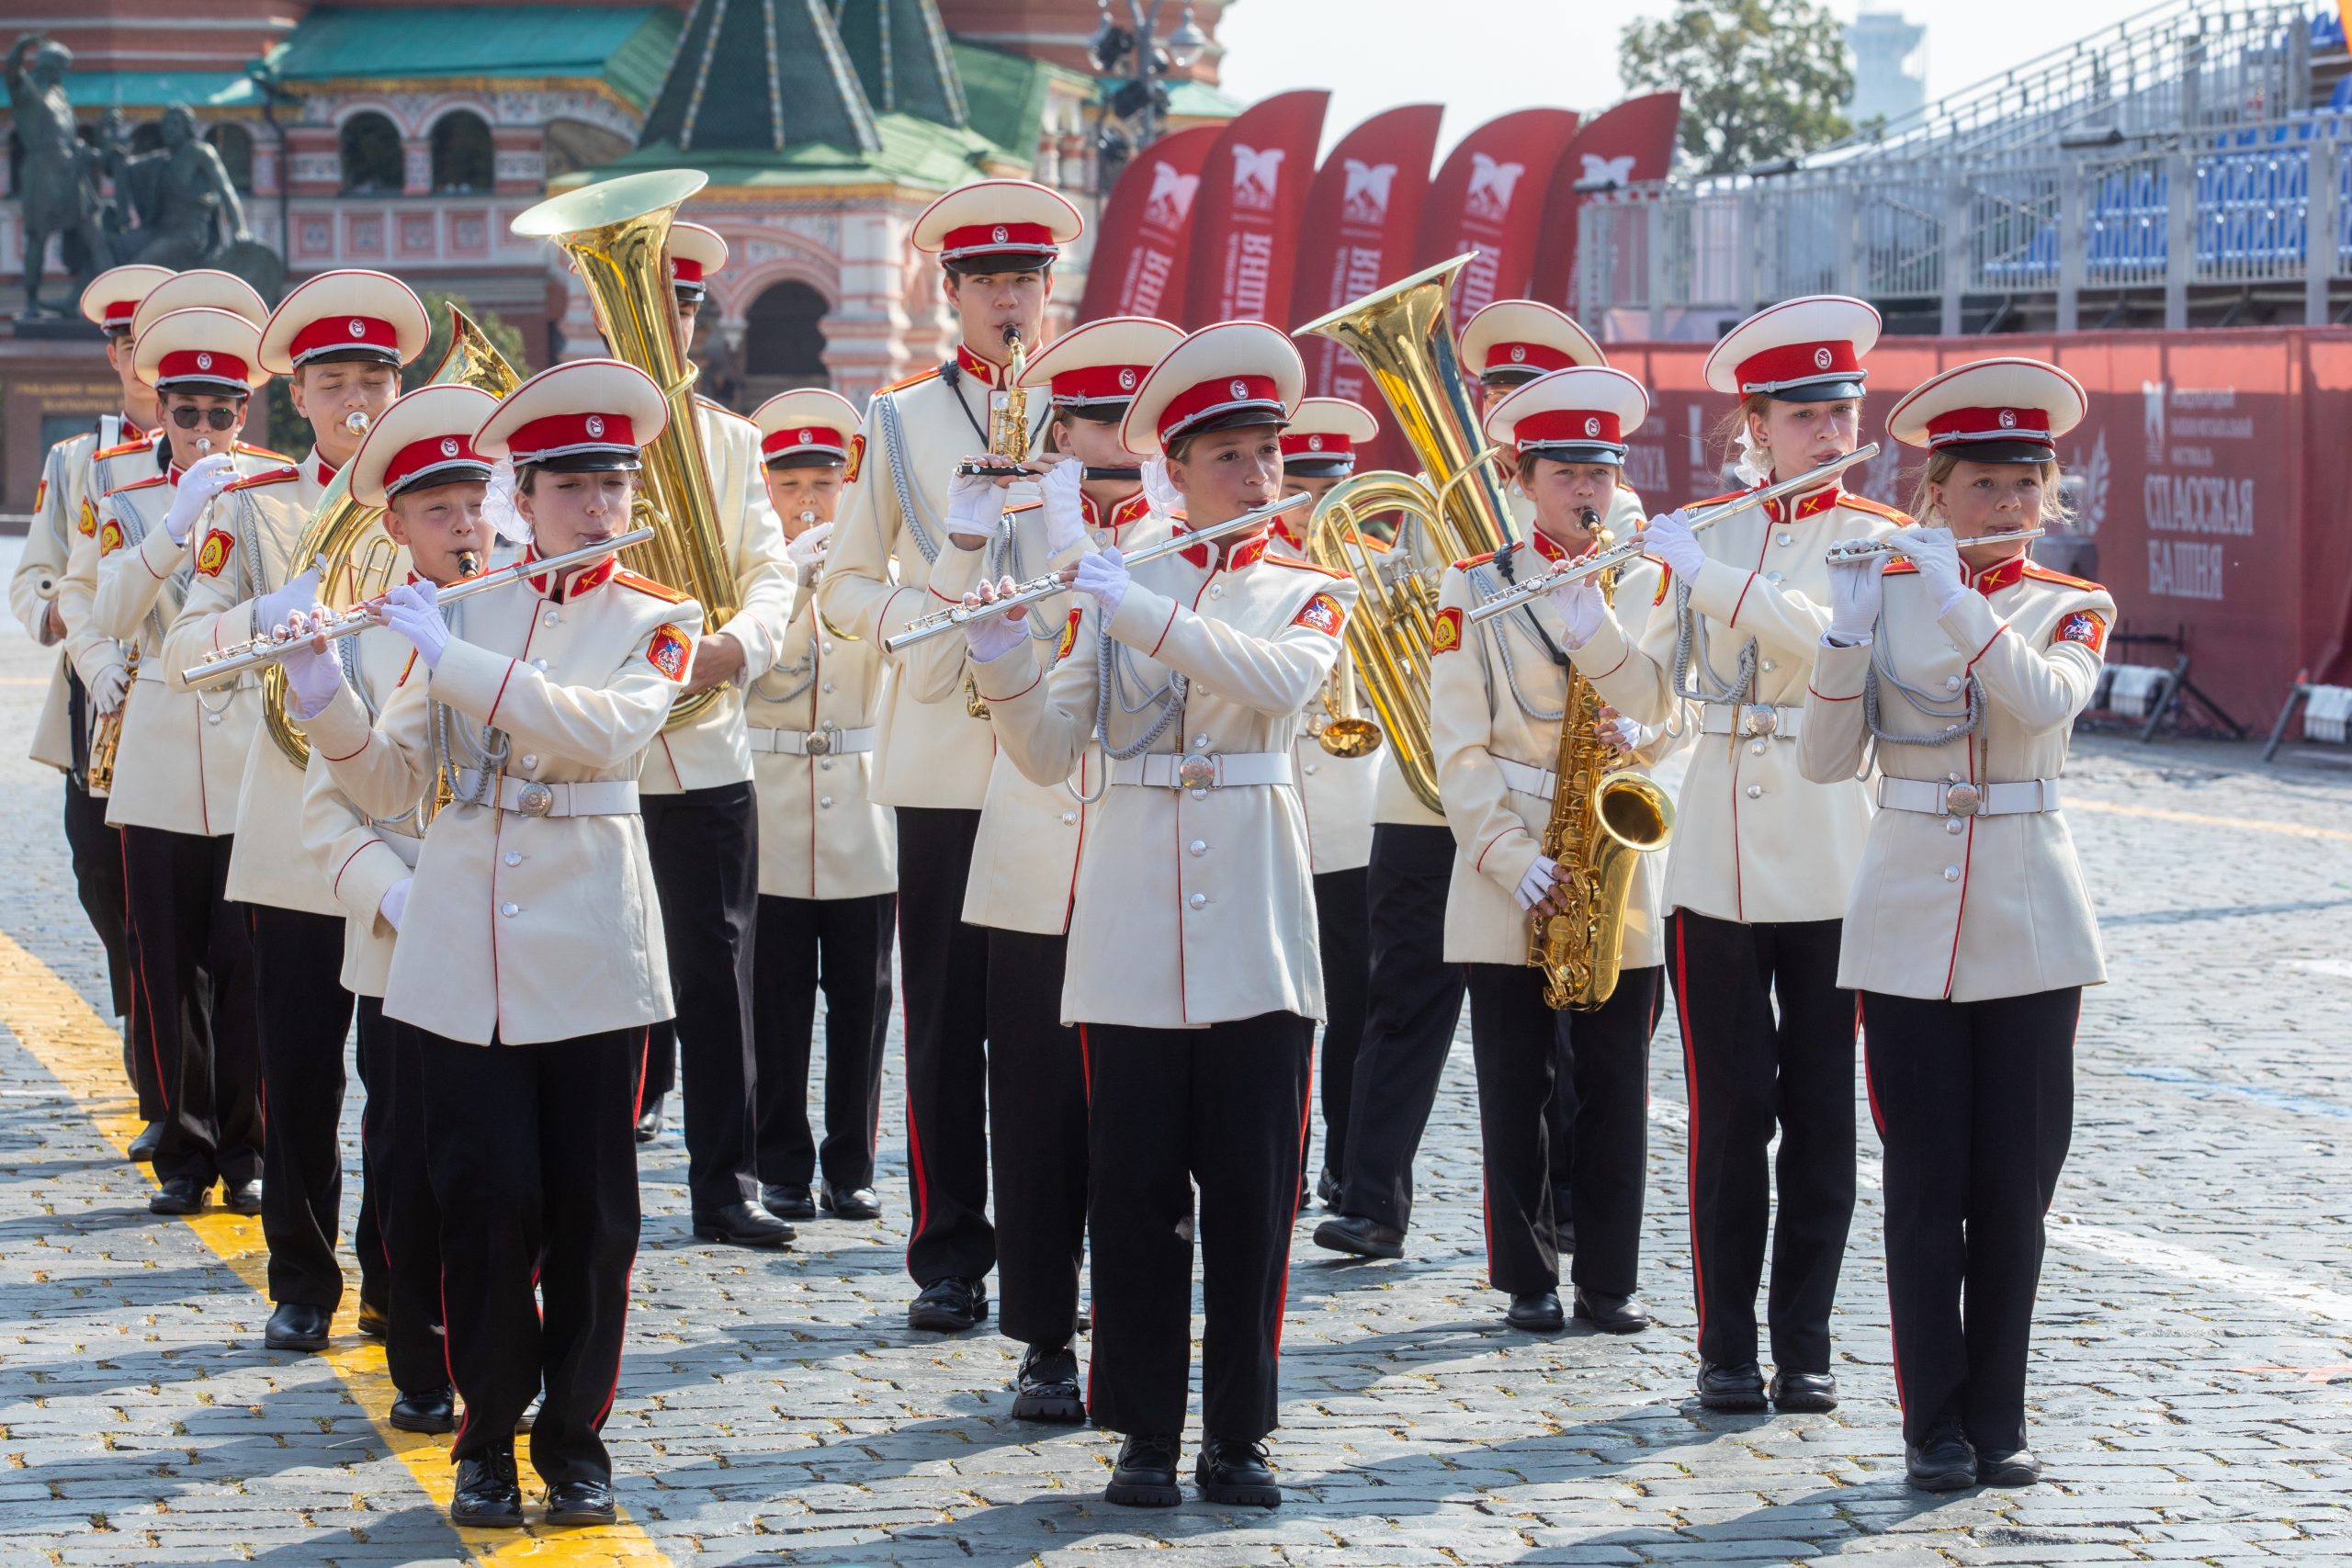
[
  {"left": 89, "top": 445, "right": 297, "bottom": 836},
  {"left": 1430, "top": 537, "right": 1683, "bottom": 967},
  {"left": 15, "top": 421, "right": 128, "bottom": 773},
  {"left": 300, "top": 554, "right": 698, "bottom": 1045},
  {"left": 300, "top": 619, "right": 426, "bottom": 997},
  {"left": 816, "top": 355, "right": 1050, "bottom": 810},
  {"left": 923, "top": 488, "right": 1155, "bottom": 933},
  {"left": 1801, "top": 557, "right": 2111, "bottom": 1002},
  {"left": 745, "top": 573, "right": 896, "bottom": 901},
  {"left": 161, "top": 451, "right": 348, "bottom": 912},
  {"left": 975, "top": 521, "right": 1357, "bottom": 1027},
  {"left": 54, "top": 429, "right": 176, "bottom": 795},
  {"left": 1264, "top": 511, "right": 1375, "bottom": 874},
  {"left": 1577, "top": 481, "right": 1911, "bottom": 924},
  {"left": 640, "top": 399, "right": 794, "bottom": 795}
]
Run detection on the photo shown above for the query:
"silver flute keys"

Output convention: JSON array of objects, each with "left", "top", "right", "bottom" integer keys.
[{"left": 1821, "top": 528, "right": 2042, "bottom": 565}]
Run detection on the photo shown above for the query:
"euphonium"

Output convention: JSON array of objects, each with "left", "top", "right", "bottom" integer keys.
[
  {"left": 262, "top": 307, "right": 522, "bottom": 767},
  {"left": 513, "top": 169, "right": 741, "bottom": 728}
]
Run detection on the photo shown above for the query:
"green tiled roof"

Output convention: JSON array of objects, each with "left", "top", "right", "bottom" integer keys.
[
  {"left": 952, "top": 42, "right": 1063, "bottom": 155},
  {"left": 594, "top": 110, "right": 1025, "bottom": 194},
  {"left": 51, "top": 72, "right": 260, "bottom": 111},
  {"left": 1167, "top": 79, "right": 1243, "bottom": 120},
  {"left": 271, "top": 6, "right": 683, "bottom": 109}
]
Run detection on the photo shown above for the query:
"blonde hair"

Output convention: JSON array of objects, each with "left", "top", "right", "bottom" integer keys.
[
  {"left": 1907, "top": 449, "right": 2074, "bottom": 528},
  {"left": 1711, "top": 392, "right": 1773, "bottom": 470}
]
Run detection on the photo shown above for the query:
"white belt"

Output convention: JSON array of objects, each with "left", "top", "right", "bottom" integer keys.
[
  {"left": 1492, "top": 756, "right": 1558, "bottom": 801},
  {"left": 1877, "top": 776, "right": 2062, "bottom": 818},
  {"left": 452, "top": 769, "right": 641, "bottom": 818},
  {"left": 1699, "top": 703, "right": 1804, "bottom": 739},
  {"left": 748, "top": 725, "right": 875, "bottom": 757},
  {"left": 1110, "top": 751, "right": 1295, "bottom": 790}
]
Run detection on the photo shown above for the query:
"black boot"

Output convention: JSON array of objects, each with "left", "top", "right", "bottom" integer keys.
[
  {"left": 908, "top": 1276, "right": 988, "bottom": 1332},
  {"left": 1905, "top": 1419, "right": 1978, "bottom": 1492},
  {"left": 1695, "top": 1359, "right": 1767, "bottom": 1411},
  {"left": 1312, "top": 1213, "right": 1405, "bottom": 1259},
  {"left": 451, "top": 1445, "right": 523, "bottom": 1527},
  {"left": 388, "top": 1387, "right": 455, "bottom": 1434},
  {"left": 1769, "top": 1368, "right": 1838, "bottom": 1412},
  {"left": 1011, "top": 1341, "right": 1085, "bottom": 1423},
  {"left": 1571, "top": 1287, "right": 1650, "bottom": 1335},
  {"left": 1104, "top": 1433, "right": 1181, "bottom": 1507},
  {"left": 1195, "top": 1435, "right": 1280, "bottom": 1507},
  {"left": 264, "top": 1302, "right": 333, "bottom": 1351}
]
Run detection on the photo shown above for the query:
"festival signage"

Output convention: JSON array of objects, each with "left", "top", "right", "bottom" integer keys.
[{"left": 1181, "top": 89, "right": 1329, "bottom": 328}]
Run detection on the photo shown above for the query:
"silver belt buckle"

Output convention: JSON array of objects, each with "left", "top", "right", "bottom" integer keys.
[
  {"left": 1177, "top": 754, "right": 1216, "bottom": 790},
  {"left": 1942, "top": 781, "right": 1982, "bottom": 818},
  {"left": 514, "top": 781, "right": 555, "bottom": 817},
  {"left": 1738, "top": 704, "right": 1779, "bottom": 739},
  {"left": 803, "top": 726, "right": 833, "bottom": 757}
]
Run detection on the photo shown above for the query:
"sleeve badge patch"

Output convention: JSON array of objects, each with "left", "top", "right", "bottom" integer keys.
[
  {"left": 32, "top": 479, "right": 47, "bottom": 514},
  {"left": 844, "top": 433, "right": 865, "bottom": 486},
  {"left": 98, "top": 518, "right": 125, "bottom": 557},
  {"left": 647, "top": 622, "right": 692, "bottom": 682},
  {"left": 77, "top": 497, "right": 97, "bottom": 537},
  {"left": 1293, "top": 592, "right": 1345, "bottom": 637},
  {"left": 2055, "top": 609, "right": 2108, "bottom": 653},
  {"left": 195, "top": 528, "right": 235, "bottom": 578},
  {"left": 1652, "top": 565, "right": 1673, "bottom": 607},
  {"left": 1431, "top": 604, "right": 1464, "bottom": 653},
  {"left": 1054, "top": 606, "right": 1082, "bottom": 663}
]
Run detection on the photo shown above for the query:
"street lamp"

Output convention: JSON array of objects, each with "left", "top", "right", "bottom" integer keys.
[{"left": 1089, "top": 1, "right": 1209, "bottom": 195}]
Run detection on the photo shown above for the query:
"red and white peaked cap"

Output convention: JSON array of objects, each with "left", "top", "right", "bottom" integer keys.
[
  {"left": 1483, "top": 365, "right": 1650, "bottom": 465},
  {"left": 258, "top": 269, "right": 432, "bottom": 374},
  {"left": 348, "top": 385, "right": 502, "bottom": 507},
  {"left": 911, "top": 178, "right": 1084, "bottom": 269},
  {"left": 134, "top": 307, "right": 273, "bottom": 396},
  {"left": 1121, "top": 321, "right": 1303, "bottom": 460},
  {"left": 1703, "top": 295, "right": 1881, "bottom": 403},
  {"left": 1886, "top": 356, "right": 2086, "bottom": 464},
  {"left": 1014, "top": 315, "right": 1184, "bottom": 413},
  {"left": 752, "top": 388, "right": 861, "bottom": 466},
  {"left": 1459, "top": 299, "right": 1608, "bottom": 385},
  {"left": 669, "top": 221, "right": 728, "bottom": 299},
  {"left": 475, "top": 358, "right": 668, "bottom": 470},
  {"left": 131, "top": 268, "right": 270, "bottom": 340},
  {"left": 1281, "top": 397, "right": 1380, "bottom": 475},
  {"left": 79, "top": 265, "right": 175, "bottom": 333}
]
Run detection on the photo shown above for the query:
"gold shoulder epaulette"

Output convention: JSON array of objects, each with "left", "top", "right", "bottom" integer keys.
[
  {"left": 874, "top": 366, "right": 942, "bottom": 398},
  {"left": 1841, "top": 494, "right": 1914, "bottom": 525},
  {"left": 614, "top": 569, "right": 691, "bottom": 604},
  {"left": 94, "top": 437, "right": 153, "bottom": 461},
  {"left": 225, "top": 466, "right": 300, "bottom": 492},
  {"left": 2023, "top": 561, "right": 2103, "bottom": 593},
  {"left": 237, "top": 442, "right": 295, "bottom": 463},
  {"left": 1451, "top": 548, "right": 1498, "bottom": 571},
  {"left": 107, "top": 474, "right": 169, "bottom": 497},
  {"left": 1266, "top": 554, "right": 1346, "bottom": 579}
]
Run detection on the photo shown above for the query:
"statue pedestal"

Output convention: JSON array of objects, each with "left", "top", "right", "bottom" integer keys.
[{"left": 8, "top": 316, "right": 103, "bottom": 342}]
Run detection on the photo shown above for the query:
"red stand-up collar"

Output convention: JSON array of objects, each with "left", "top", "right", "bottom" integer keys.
[
  {"left": 1525, "top": 529, "right": 1572, "bottom": 563},
  {"left": 311, "top": 451, "right": 338, "bottom": 489},
  {"left": 1970, "top": 553, "right": 2028, "bottom": 596},
  {"left": 525, "top": 544, "right": 621, "bottom": 601},
  {"left": 119, "top": 414, "right": 147, "bottom": 442},
  {"left": 954, "top": 342, "right": 1003, "bottom": 388},
  {"left": 1761, "top": 484, "right": 1843, "bottom": 524},
  {"left": 1176, "top": 515, "right": 1272, "bottom": 571},
  {"left": 1084, "top": 489, "right": 1151, "bottom": 539}
]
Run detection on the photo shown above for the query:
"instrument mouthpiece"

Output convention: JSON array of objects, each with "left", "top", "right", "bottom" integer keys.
[
  {"left": 456, "top": 550, "right": 481, "bottom": 579},
  {"left": 1577, "top": 506, "right": 1600, "bottom": 525},
  {"left": 344, "top": 411, "right": 370, "bottom": 434}
]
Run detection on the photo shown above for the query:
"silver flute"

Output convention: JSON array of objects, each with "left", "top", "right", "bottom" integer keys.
[
  {"left": 180, "top": 526, "right": 655, "bottom": 690},
  {"left": 1822, "top": 527, "right": 2042, "bottom": 564},
  {"left": 1465, "top": 443, "right": 1882, "bottom": 626},
  {"left": 882, "top": 492, "right": 1312, "bottom": 652}
]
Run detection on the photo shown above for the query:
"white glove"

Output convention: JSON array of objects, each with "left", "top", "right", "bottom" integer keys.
[
  {"left": 251, "top": 566, "right": 322, "bottom": 642},
  {"left": 379, "top": 878, "right": 411, "bottom": 933},
  {"left": 380, "top": 581, "right": 448, "bottom": 670},
  {"left": 1040, "top": 458, "right": 1086, "bottom": 555},
  {"left": 164, "top": 452, "right": 239, "bottom": 544},
  {"left": 1638, "top": 507, "right": 1706, "bottom": 581},
  {"left": 1544, "top": 569, "right": 1607, "bottom": 649},
  {"left": 1825, "top": 549, "right": 1883, "bottom": 645},
  {"left": 1891, "top": 526, "right": 1967, "bottom": 615},
  {"left": 1604, "top": 714, "right": 1645, "bottom": 753},
  {"left": 786, "top": 522, "right": 831, "bottom": 589},
  {"left": 961, "top": 576, "right": 1029, "bottom": 664},
  {"left": 945, "top": 468, "right": 1008, "bottom": 549},
  {"left": 1515, "top": 854, "right": 1561, "bottom": 912},
  {"left": 87, "top": 660, "right": 130, "bottom": 716},
  {"left": 1071, "top": 546, "right": 1130, "bottom": 624},
  {"left": 280, "top": 615, "right": 345, "bottom": 717}
]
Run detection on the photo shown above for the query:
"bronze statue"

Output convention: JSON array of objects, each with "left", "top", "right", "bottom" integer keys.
[{"left": 6, "top": 34, "right": 110, "bottom": 318}]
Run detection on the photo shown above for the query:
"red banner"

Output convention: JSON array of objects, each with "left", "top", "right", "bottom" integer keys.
[
  {"left": 1412, "top": 107, "right": 1581, "bottom": 319},
  {"left": 1077, "top": 124, "right": 1221, "bottom": 324},
  {"left": 1529, "top": 92, "right": 1682, "bottom": 313},
  {"left": 1182, "top": 89, "right": 1329, "bottom": 328}
]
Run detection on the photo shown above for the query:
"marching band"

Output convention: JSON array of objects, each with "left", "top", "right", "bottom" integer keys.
[{"left": 10, "top": 190, "right": 2112, "bottom": 1520}]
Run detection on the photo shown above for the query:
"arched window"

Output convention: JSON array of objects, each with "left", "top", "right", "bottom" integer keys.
[
  {"left": 744, "top": 281, "right": 831, "bottom": 384},
  {"left": 430, "top": 110, "right": 493, "bottom": 194},
  {"left": 206, "top": 123, "right": 254, "bottom": 192},
  {"left": 542, "top": 118, "right": 631, "bottom": 181},
  {"left": 339, "top": 111, "right": 402, "bottom": 195}
]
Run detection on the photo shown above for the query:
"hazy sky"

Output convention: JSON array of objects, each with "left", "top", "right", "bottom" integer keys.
[{"left": 1219, "top": 0, "right": 2165, "bottom": 159}]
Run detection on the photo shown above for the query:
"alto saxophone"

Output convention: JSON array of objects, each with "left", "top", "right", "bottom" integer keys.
[
  {"left": 965, "top": 324, "right": 1032, "bottom": 720},
  {"left": 1529, "top": 512, "right": 1675, "bottom": 1011}
]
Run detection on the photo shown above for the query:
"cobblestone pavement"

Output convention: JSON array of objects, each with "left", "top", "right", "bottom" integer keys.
[{"left": 2, "top": 539, "right": 2350, "bottom": 1566}]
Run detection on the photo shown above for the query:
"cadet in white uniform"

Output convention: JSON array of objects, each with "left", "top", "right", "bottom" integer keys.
[
  {"left": 816, "top": 178, "right": 1082, "bottom": 1332},
  {"left": 962, "top": 322, "right": 1354, "bottom": 1510},
  {"left": 1562, "top": 297, "right": 1910, "bottom": 1413},
  {"left": 742, "top": 389, "right": 895, "bottom": 1225},
  {"left": 297, "top": 382, "right": 503, "bottom": 1438},
  {"left": 1803, "top": 358, "right": 2109, "bottom": 1494}
]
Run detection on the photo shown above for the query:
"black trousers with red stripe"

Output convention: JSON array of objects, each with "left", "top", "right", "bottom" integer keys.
[
  {"left": 752, "top": 891, "right": 894, "bottom": 1194},
  {"left": 250, "top": 903, "right": 357, "bottom": 1308},
  {"left": 895, "top": 806, "right": 995, "bottom": 1287},
  {"left": 1466, "top": 964, "right": 1660, "bottom": 1299},
  {"left": 1668, "top": 908, "right": 1855, "bottom": 1372},
  {"left": 356, "top": 998, "right": 444, "bottom": 1397},
  {"left": 1083, "top": 1011, "right": 1312, "bottom": 1443},
  {"left": 986, "top": 926, "right": 1089, "bottom": 1347},
  {"left": 1309, "top": 865, "right": 1371, "bottom": 1187},
  {"left": 418, "top": 1026, "right": 642, "bottom": 1487},
  {"left": 120, "top": 826, "right": 260, "bottom": 1189},
  {"left": 1863, "top": 987, "right": 2077, "bottom": 1453}
]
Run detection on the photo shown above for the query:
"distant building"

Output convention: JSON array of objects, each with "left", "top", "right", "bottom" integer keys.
[{"left": 1846, "top": 5, "right": 1928, "bottom": 133}]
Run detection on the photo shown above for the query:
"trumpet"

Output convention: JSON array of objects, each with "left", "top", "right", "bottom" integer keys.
[
  {"left": 1465, "top": 443, "right": 1882, "bottom": 626},
  {"left": 1822, "top": 527, "right": 2042, "bottom": 565},
  {"left": 180, "top": 527, "right": 653, "bottom": 690},
  {"left": 883, "top": 492, "right": 1312, "bottom": 653}
]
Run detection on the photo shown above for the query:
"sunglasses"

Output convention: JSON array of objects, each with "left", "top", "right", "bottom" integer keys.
[{"left": 169, "top": 406, "right": 242, "bottom": 432}]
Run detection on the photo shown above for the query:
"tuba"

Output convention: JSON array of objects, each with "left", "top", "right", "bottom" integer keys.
[
  {"left": 1295, "top": 254, "right": 1521, "bottom": 813},
  {"left": 513, "top": 169, "right": 741, "bottom": 728},
  {"left": 263, "top": 307, "right": 522, "bottom": 766}
]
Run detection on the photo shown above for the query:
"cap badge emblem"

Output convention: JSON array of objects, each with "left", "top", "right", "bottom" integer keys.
[
  {"left": 1229, "top": 378, "right": 1249, "bottom": 400},
  {"left": 800, "top": 428, "right": 815, "bottom": 444},
  {"left": 439, "top": 437, "right": 460, "bottom": 457},
  {"left": 348, "top": 319, "right": 367, "bottom": 338},
  {"left": 1814, "top": 346, "right": 1834, "bottom": 370},
  {"left": 1118, "top": 367, "right": 1136, "bottom": 390},
  {"left": 1998, "top": 409, "right": 2018, "bottom": 428},
  {"left": 195, "top": 352, "right": 214, "bottom": 369},
  {"left": 1585, "top": 416, "right": 1601, "bottom": 437},
  {"left": 1308, "top": 434, "right": 1324, "bottom": 450},
  {"left": 991, "top": 224, "right": 1008, "bottom": 244},
  {"left": 584, "top": 414, "right": 606, "bottom": 438},
  {"left": 1510, "top": 345, "right": 1528, "bottom": 363}
]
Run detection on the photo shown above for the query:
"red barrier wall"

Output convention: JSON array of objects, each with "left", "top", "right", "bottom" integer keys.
[{"left": 1600, "top": 327, "right": 2352, "bottom": 727}]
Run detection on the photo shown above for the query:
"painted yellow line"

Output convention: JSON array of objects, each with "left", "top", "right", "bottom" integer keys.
[
  {"left": 2071, "top": 797, "right": 2352, "bottom": 843},
  {"left": 0, "top": 929, "right": 670, "bottom": 1567}
]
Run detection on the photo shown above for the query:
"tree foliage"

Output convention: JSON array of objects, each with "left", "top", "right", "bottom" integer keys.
[{"left": 1622, "top": 0, "right": 1856, "bottom": 176}]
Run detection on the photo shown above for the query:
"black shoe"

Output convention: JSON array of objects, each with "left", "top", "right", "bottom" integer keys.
[
  {"left": 265, "top": 1302, "right": 333, "bottom": 1351},
  {"left": 451, "top": 1448, "right": 523, "bottom": 1527},
  {"left": 908, "top": 1276, "right": 988, "bottom": 1332},
  {"left": 634, "top": 1094, "right": 664, "bottom": 1143},
  {"left": 220, "top": 1176, "right": 262, "bottom": 1215},
  {"left": 389, "top": 1387, "right": 455, "bottom": 1434},
  {"left": 149, "top": 1176, "right": 207, "bottom": 1215},
  {"left": 1571, "top": 1287, "right": 1650, "bottom": 1334},
  {"left": 128, "top": 1122, "right": 162, "bottom": 1163},
  {"left": 1505, "top": 1291, "right": 1565, "bottom": 1332},
  {"left": 1770, "top": 1368, "right": 1838, "bottom": 1412},
  {"left": 1696, "top": 1359, "right": 1768, "bottom": 1411},
  {"left": 545, "top": 1478, "right": 617, "bottom": 1526},
  {"left": 759, "top": 1183, "right": 816, "bottom": 1222},
  {"left": 1976, "top": 1447, "right": 2042, "bottom": 1487},
  {"left": 1316, "top": 1168, "right": 1340, "bottom": 1209},
  {"left": 1313, "top": 1213, "right": 1404, "bottom": 1259},
  {"left": 355, "top": 1296, "right": 389, "bottom": 1340},
  {"left": 820, "top": 1181, "right": 883, "bottom": 1221},
  {"left": 1104, "top": 1432, "right": 1181, "bottom": 1507},
  {"left": 1905, "top": 1421, "right": 1978, "bottom": 1492},
  {"left": 1195, "top": 1435, "right": 1281, "bottom": 1507},
  {"left": 692, "top": 1200, "right": 794, "bottom": 1247},
  {"left": 1011, "top": 1342, "right": 1085, "bottom": 1424}
]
